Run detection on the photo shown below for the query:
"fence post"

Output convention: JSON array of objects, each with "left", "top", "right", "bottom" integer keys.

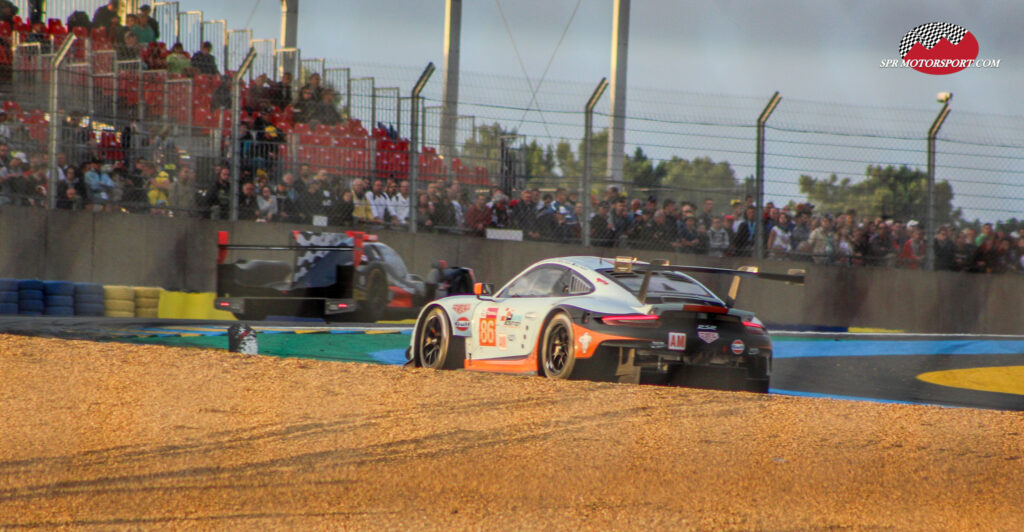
[
  {"left": 409, "top": 62, "right": 435, "bottom": 234},
  {"left": 582, "top": 78, "right": 608, "bottom": 247},
  {"left": 47, "top": 35, "right": 77, "bottom": 209},
  {"left": 754, "top": 91, "right": 782, "bottom": 260},
  {"left": 230, "top": 48, "right": 257, "bottom": 222},
  {"left": 926, "top": 95, "right": 952, "bottom": 271}
]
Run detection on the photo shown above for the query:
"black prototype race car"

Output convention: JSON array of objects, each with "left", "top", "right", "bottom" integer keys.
[{"left": 214, "top": 230, "right": 474, "bottom": 322}]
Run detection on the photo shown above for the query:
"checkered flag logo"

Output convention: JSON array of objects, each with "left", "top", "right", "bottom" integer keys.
[{"left": 900, "top": 22, "right": 968, "bottom": 58}]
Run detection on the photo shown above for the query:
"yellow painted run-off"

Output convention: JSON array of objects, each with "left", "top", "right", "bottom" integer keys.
[{"left": 918, "top": 366, "right": 1024, "bottom": 396}]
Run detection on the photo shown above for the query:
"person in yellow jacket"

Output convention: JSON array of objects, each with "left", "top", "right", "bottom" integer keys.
[
  {"left": 351, "top": 177, "right": 373, "bottom": 223},
  {"left": 147, "top": 168, "right": 171, "bottom": 215}
]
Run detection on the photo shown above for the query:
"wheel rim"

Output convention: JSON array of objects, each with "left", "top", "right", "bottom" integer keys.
[
  {"left": 420, "top": 312, "right": 444, "bottom": 367},
  {"left": 544, "top": 321, "right": 570, "bottom": 376}
]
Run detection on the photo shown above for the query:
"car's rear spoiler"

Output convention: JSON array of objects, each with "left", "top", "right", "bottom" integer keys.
[
  {"left": 618, "top": 259, "right": 804, "bottom": 307},
  {"left": 217, "top": 230, "right": 378, "bottom": 264}
]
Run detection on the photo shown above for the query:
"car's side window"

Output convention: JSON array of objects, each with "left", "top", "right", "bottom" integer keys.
[
  {"left": 502, "top": 266, "right": 569, "bottom": 297},
  {"left": 566, "top": 273, "right": 593, "bottom": 296}
]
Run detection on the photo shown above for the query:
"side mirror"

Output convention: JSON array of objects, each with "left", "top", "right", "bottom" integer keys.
[{"left": 473, "top": 282, "right": 494, "bottom": 297}]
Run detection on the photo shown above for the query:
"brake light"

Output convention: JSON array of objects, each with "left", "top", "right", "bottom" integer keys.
[
  {"left": 218, "top": 301, "right": 230, "bottom": 307},
  {"left": 743, "top": 320, "right": 767, "bottom": 335},
  {"left": 600, "top": 314, "right": 660, "bottom": 326},
  {"left": 682, "top": 304, "right": 728, "bottom": 314}
]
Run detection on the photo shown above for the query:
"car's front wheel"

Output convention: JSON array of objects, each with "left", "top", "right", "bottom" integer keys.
[
  {"left": 417, "top": 306, "right": 457, "bottom": 369},
  {"left": 539, "top": 313, "right": 576, "bottom": 379}
]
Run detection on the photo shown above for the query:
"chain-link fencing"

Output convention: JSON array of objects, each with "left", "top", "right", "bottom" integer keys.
[{"left": 2, "top": 22, "right": 1024, "bottom": 273}]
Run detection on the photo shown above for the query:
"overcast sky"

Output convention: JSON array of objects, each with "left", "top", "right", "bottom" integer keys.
[{"left": 177, "top": 0, "right": 1023, "bottom": 116}]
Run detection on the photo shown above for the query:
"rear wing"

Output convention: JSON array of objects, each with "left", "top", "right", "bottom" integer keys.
[
  {"left": 217, "top": 230, "right": 378, "bottom": 265},
  {"left": 613, "top": 257, "right": 804, "bottom": 307}
]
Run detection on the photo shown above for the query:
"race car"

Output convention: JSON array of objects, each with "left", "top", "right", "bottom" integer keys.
[
  {"left": 406, "top": 256, "right": 803, "bottom": 392},
  {"left": 215, "top": 230, "right": 474, "bottom": 322}
]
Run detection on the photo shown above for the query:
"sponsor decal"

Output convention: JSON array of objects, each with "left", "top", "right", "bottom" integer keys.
[
  {"left": 697, "top": 324, "right": 719, "bottom": 344},
  {"left": 668, "top": 332, "right": 686, "bottom": 351},
  {"left": 497, "top": 333, "right": 507, "bottom": 350},
  {"left": 454, "top": 316, "right": 470, "bottom": 332},
  {"left": 578, "top": 332, "right": 593, "bottom": 355},
  {"left": 595, "top": 277, "right": 609, "bottom": 285},
  {"left": 501, "top": 308, "right": 523, "bottom": 328},
  {"left": 452, "top": 303, "right": 471, "bottom": 314},
  {"left": 879, "top": 22, "right": 999, "bottom": 75},
  {"left": 731, "top": 339, "right": 745, "bottom": 355},
  {"left": 479, "top": 307, "right": 499, "bottom": 347}
]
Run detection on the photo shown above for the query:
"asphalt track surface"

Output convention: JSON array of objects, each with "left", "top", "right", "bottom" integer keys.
[{"left": 1, "top": 316, "right": 1022, "bottom": 411}]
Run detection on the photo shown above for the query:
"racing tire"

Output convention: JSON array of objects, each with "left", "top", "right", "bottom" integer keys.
[
  {"left": 74, "top": 294, "right": 105, "bottom": 306},
  {"left": 18, "top": 289, "right": 43, "bottom": 301},
  {"left": 104, "top": 285, "right": 135, "bottom": 300},
  {"left": 0, "top": 290, "right": 17, "bottom": 304},
  {"left": 43, "top": 281, "right": 75, "bottom": 296},
  {"left": 416, "top": 306, "right": 462, "bottom": 370},
  {"left": 18, "top": 299, "right": 45, "bottom": 313},
  {"left": 0, "top": 279, "right": 17, "bottom": 291},
  {"left": 0, "top": 302, "right": 19, "bottom": 314},
  {"left": 353, "top": 268, "right": 388, "bottom": 323},
  {"left": 17, "top": 279, "right": 44, "bottom": 292},
  {"left": 105, "top": 299, "right": 135, "bottom": 313},
  {"left": 45, "top": 295, "right": 74, "bottom": 307},
  {"left": 74, "top": 283, "right": 105, "bottom": 297},
  {"left": 44, "top": 306, "right": 75, "bottom": 316},
  {"left": 539, "top": 313, "right": 576, "bottom": 379},
  {"left": 75, "top": 303, "right": 105, "bottom": 316}
]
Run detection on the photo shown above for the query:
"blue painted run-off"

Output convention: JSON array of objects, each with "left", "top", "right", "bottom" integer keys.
[{"left": 773, "top": 339, "right": 1024, "bottom": 358}]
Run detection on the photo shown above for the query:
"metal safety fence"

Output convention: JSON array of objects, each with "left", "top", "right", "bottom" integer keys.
[{"left": 1, "top": 25, "right": 1023, "bottom": 274}]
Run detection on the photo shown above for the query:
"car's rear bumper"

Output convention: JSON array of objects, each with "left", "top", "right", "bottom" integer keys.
[{"left": 214, "top": 297, "right": 358, "bottom": 316}]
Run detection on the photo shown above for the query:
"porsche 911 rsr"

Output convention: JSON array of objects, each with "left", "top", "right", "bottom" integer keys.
[{"left": 406, "top": 256, "right": 803, "bottom": 392}]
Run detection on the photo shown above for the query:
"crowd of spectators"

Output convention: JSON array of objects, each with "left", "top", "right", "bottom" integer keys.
[{"left": 0, "top": 1, "right": 1022, "bottom": 276}]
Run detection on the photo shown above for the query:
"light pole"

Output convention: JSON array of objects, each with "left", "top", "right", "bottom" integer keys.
[
  {"left": 754, "top": 91, "right": 781, "bottom": 260},
  {"left": 926, "top": 92, "right": 952, "bottom": 271}
]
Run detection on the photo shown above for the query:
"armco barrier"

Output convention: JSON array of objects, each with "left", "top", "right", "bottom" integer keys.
[{"left": 3, "top": 205, "right": 1024, "bottom": 333}]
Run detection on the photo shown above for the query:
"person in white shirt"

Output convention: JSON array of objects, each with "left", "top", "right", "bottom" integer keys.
[
  {"left": 386, "top": 179, "right": 409, "bottom": 226},
  {"left": 365, "top": 178, "right": 390, "bottom": 224}
]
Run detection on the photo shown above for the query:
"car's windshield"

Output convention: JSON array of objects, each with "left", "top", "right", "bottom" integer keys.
[{"left": 598, "top": 269, "right": 719, "bottom": 303}]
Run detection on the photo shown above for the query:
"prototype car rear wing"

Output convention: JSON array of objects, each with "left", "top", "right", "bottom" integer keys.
[{"left": 217, "top": 230, "right": 378, "bottom": 264}]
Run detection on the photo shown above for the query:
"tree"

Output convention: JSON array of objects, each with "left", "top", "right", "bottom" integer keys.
[
  {"left": 555, "top": 129, "right": 608, "bottom": 179},
  {"left": 523, "top": 140, "right": 556, "bottom": 179},
  {"left": 798, "top": 165, "right": 961, "bottom": 224},
  {"left": 460, "top": 122, "right": 517, "bottom": 174},
  {"left": 624, "top": 147, "right": 664, "bottom": 189}
]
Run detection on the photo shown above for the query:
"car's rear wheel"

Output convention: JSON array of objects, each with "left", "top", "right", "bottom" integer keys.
[
  {"left": 417, "top": 306, "right": 457, "bottom": 369},
  {"left": 539, "top": 313, "right": 575, "bottom": 379},
  {"left": 354, "top": 268, "right": 388, "bottom": 323}
]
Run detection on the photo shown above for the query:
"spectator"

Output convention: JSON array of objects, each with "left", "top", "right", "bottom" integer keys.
[
  {"left": 313, "top": 90, "right": 343, "bottom": 126},
  {"left": 84, "top": 158, "right": 116, "bottom": 211},
  {"left": 237, "top": 182, "right": 259, "bottom": 220},
  {"left": 650, "top": 210, "right": 678, "bottom": 251},
  {"left": 934, "top": 226, "right": 955, "bottom": 270},
  {"left": 350, "top": 178, "right": 372, "bottom": 223},
  {"left": 730, "top": 206, "right": 758, "bottom": 257},
  {"left": 707, "top": 217, "right": 730, "bottom": 257},
  {"left": 138, "top": 4, "right": 159, "bottom": 40},
  {"left": 145, "top": 166, "right": 171, "bottom": 212},
  {"left": 491, "top": 195, "right": 511, "bottom": 228},
  {"left": 899, "top": 225, "right": 925, "bottom": 269},
  {"left": 301, "top": 72, "right": 325, "bottom": 100},
  {"left": 808, "top": 214, "right": 836, "bottom": 264},
  {"left": 256, "top": 185, "right": 278, "bottom": 221},
  {"left": 590, "top": 201, "right": 615, "bottom": 247},
  {"left": 191, "top": 41, "right": 219, "bottom": 75},
  {"left": 269, "top": 72, "right": 293, "bottom": 109},
  {"left": 116, "top": 31, "right": 141, "bottom": 61},
  {"left": 767, "top": 212, "right": 793, "bottom": 258},
  {"left": 868, "top": 222, "right": 897, "bottom": 267},
  {"left": 91, "top": 0, "right": 118, "bottom": 31},
  {"left": 430, "top": 190, "right": 458, "bottom": 232},
  {"left": 165, "top": 42, "right": 190, "bottom": 75},
  {"left": 464, "top": 193, "right": 492, "bottom": 236},
  {"left": 387, "top": 179, "right": 409, "bottom": 226},
  {"left": 678, "top": 216, "right": 701, "bottom": 254},
  {"left": 551, "top": 207, "right": 575, "bottom": 243},
  {"left": 129, "top": 12, "right": 155, "bottom": 44},
  {"left": 365, "top": 178, "right": 389, "bottom": 224},
  {"left": 698, "top": 198, "right": 715, "bottom": 229},
  {"left": 168, "top": 165, "right": 198, "bottom": 217},
  {"left": 291, "top": 87, "right": 318, "bottom": 124},
  {"left": 610, "top": 198, "right": 632, "bottom": 247},
  {"left": 415, "top": 193, "right": 434, "bottom": 233}
]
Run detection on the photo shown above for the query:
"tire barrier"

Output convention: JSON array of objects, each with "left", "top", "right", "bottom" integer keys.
[
  {"left": 0, "top": 277, "right": 17, "bottom": 315},
  {"left": 74, "top": 283, "right": 105, "bottom": 316},
  {"left": 18, "top": 279, "right": 45, "bottom": 316},
  {"left": 42, "top": 280, "right": 76, "bottom": 317},
  {"left": 104, "top": 285, "right": 135, "bottom": 318},
  {"left": 133, "top": 286, "right": 162, "bottom": 318}
]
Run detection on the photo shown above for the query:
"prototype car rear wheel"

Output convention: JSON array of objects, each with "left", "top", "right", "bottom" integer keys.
[
  {"left": 354, "top": 268, "right": 388, "bottom": 323},
  {"left": 539, "top": 313, "right": 576, "bottom": 379},
  {"left": 417, "top": 306, "right": 455, "bottom": 369}
]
